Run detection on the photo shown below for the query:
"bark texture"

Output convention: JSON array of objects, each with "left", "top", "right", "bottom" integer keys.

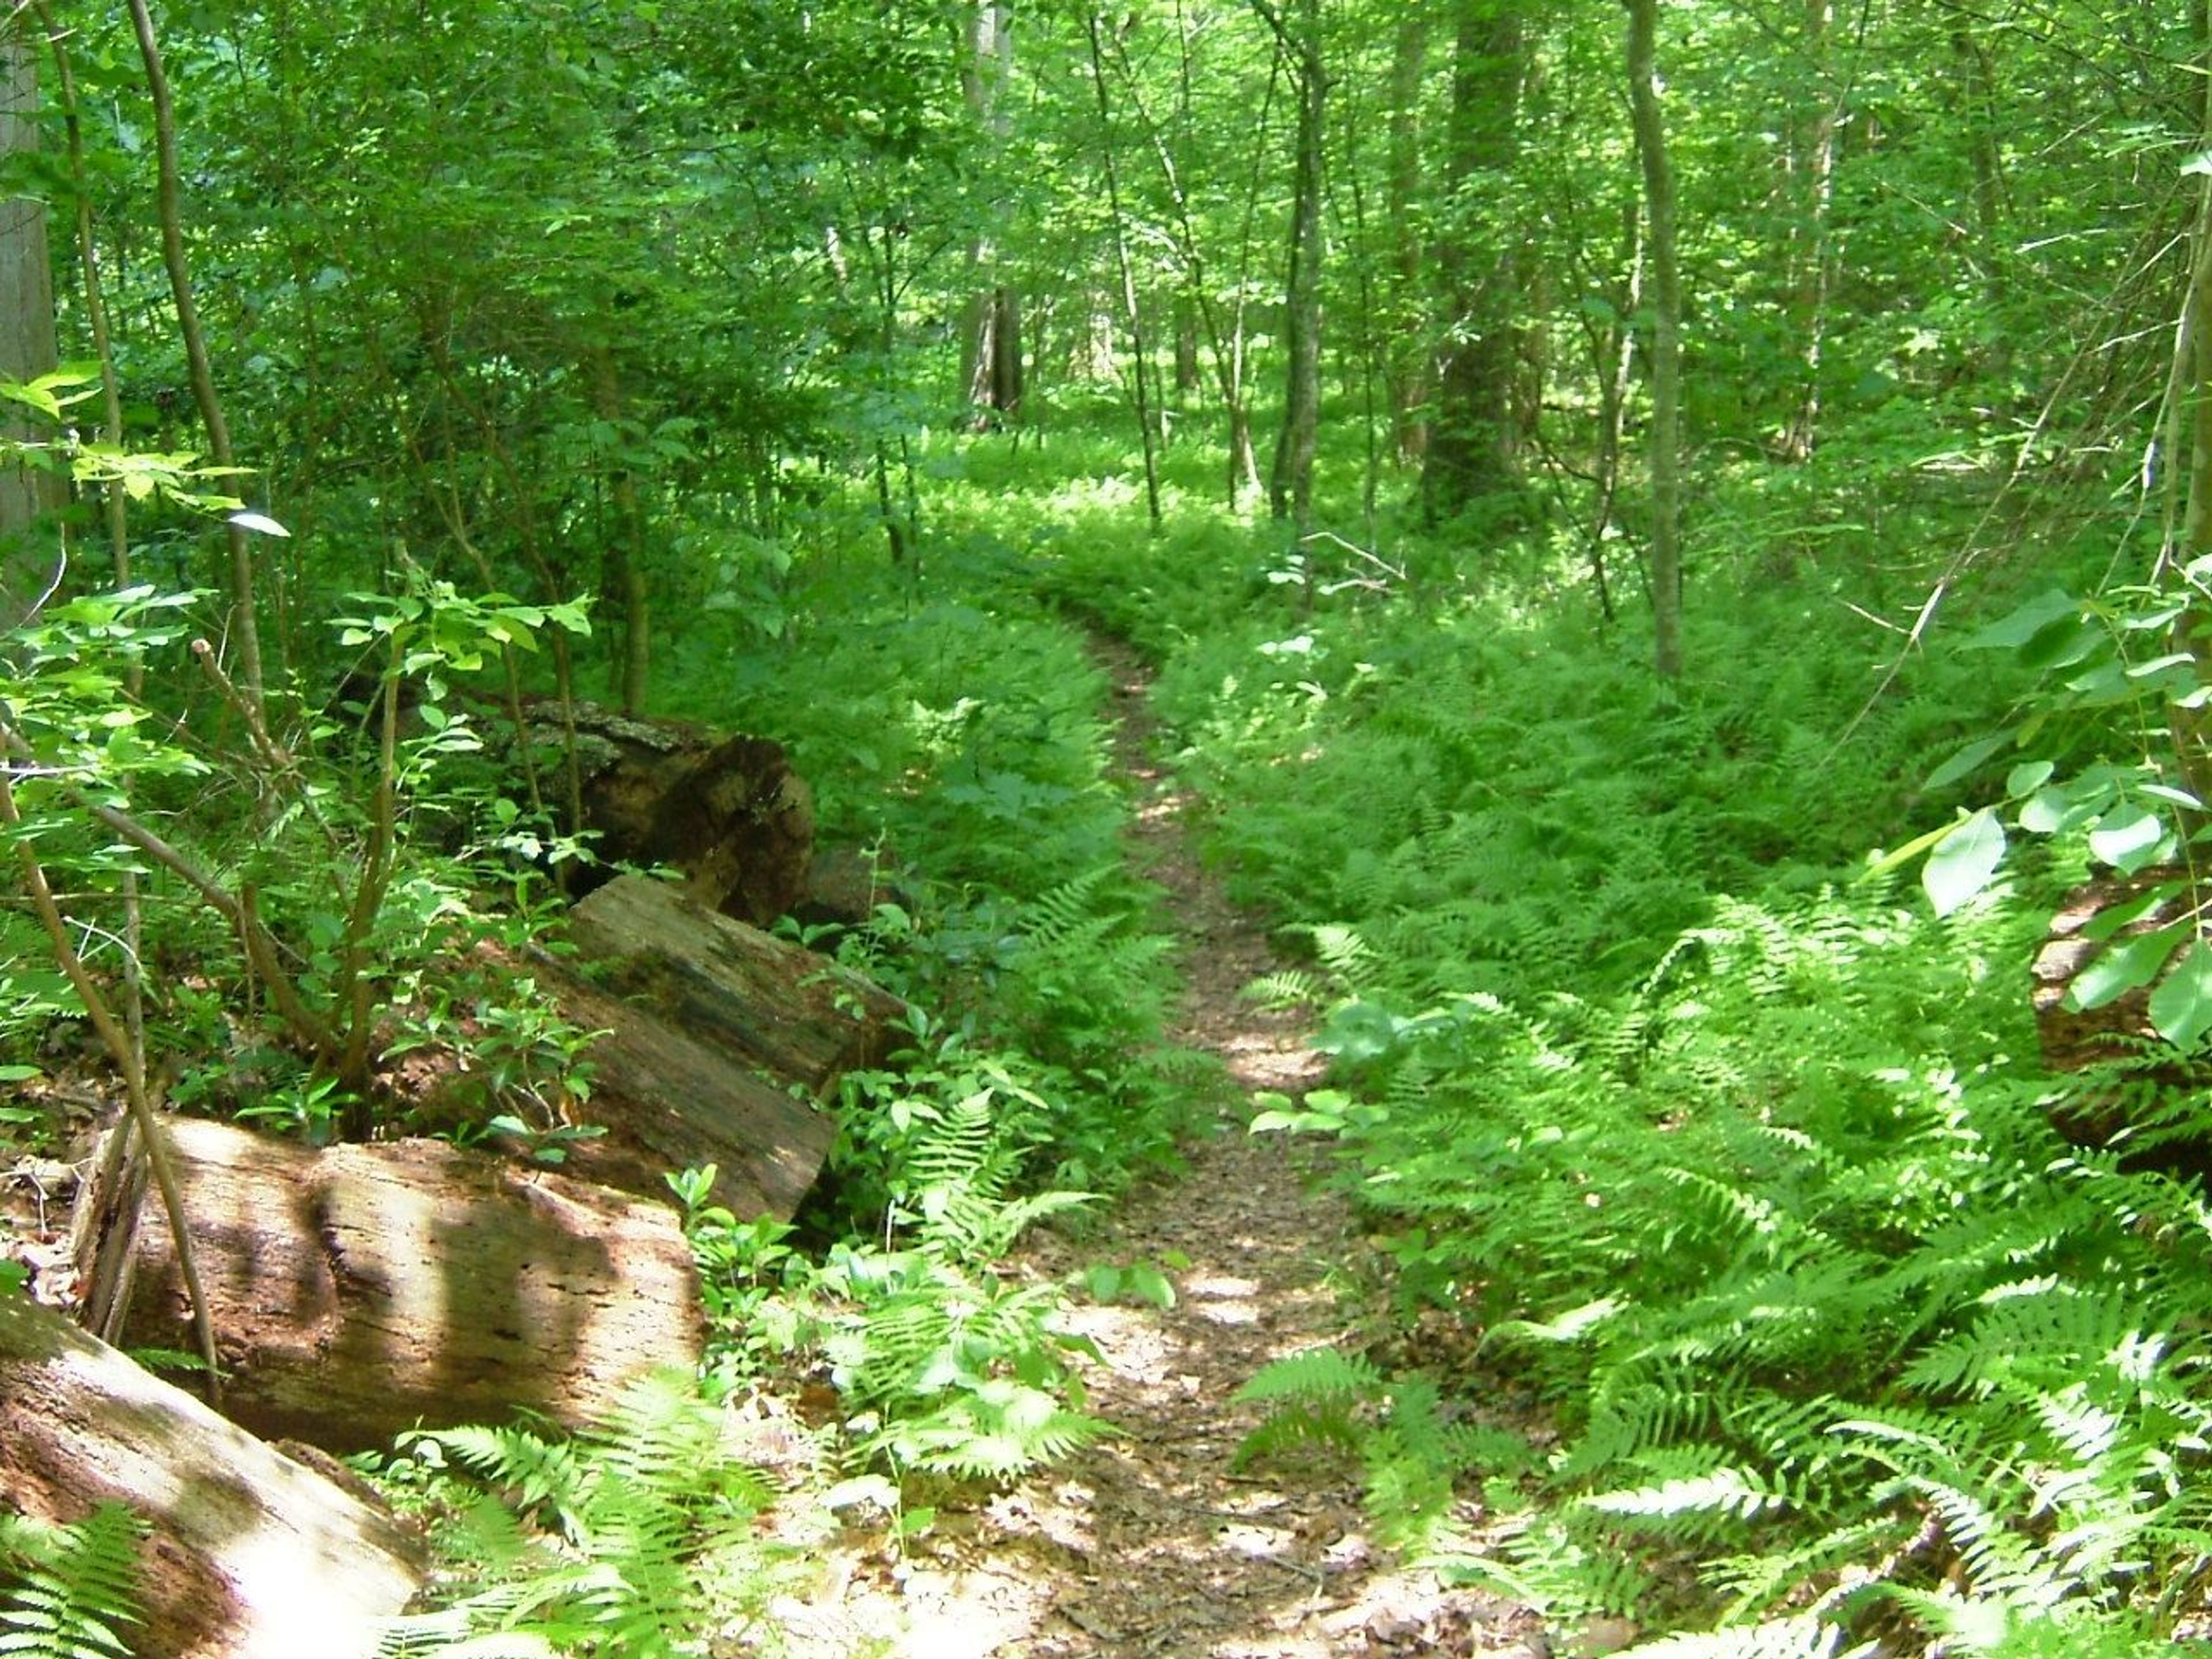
[
  {"left": 569, "top": 873, "right": 909, "bottom": 1095},
  {"left": 84, "top": 1116, "right": 704, "bottom": 1452},
  {"left": 527, "top": 948, "right": 840, "bottom": 1219},
  {"left": 0, "top": 1291, "right": 423, "bottom": 1659},
  {"left": 529, "top": 702, "right": 815, "bottom": 927}
]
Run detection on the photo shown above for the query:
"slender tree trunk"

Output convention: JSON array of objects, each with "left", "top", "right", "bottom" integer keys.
[
  {"left": 958, "top": 2, "right": 1022, "bottom": 426},
  {"left": 1267, "top": 0, "right": 1327, "bottom": 538},
  {"left": 1627, "top": 0, "right": 1683, "bottom": 679},
  {"left": 1422, "top": 0, "right": 1522, "bottom": 524},
  {"left": 1779, "top": 0, "right": 1837, "bottom": 462},
  {"left": 0, "top": 28, "right": 59, "bottom": 552},
  {"left": 2164, "top": 4, "right": 2212, "bottom": 810},
  {"left": 128, "top": 0, "right": 264, "bottom": 703},
  {"left": 588, "top": 346, "right": 650, "bottom": 715},
  {"left": 1387, "top": 14, "right": 1429, "bottom": 465},
  {"left": 1086, "top": 10, "right": 1163, "bottom": 531}
]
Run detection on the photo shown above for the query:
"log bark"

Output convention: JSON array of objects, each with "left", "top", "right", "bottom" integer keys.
[
  {"left": 85, "top": 1117, "right": 704, "bottom": 1453},
  {"left": 0, "top": 1290, "right": 423, "bottom": 1659},
  {"left": 569, "top": 873, "right": 910, "bottom": 1094},
  {"left": 528, "top": 948, "right": 838, "bottom": 1218},
  {"left": 527, "top": 702, "right": 813, "bottom": 927}
]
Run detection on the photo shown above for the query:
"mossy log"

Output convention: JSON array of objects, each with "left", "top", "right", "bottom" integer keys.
[
  {"left": 567, "top": 873, "right": 910, "bottom": 1094},
  {"left": 81, "top": 1116, "right": 703, "bottom": 1453},
  {"left": 0, "top": 1290, "right": 423, "bottom": 1659}
]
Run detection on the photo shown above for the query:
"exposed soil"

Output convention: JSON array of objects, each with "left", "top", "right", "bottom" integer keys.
[{"left": 778, "top": 649, "right": 1547, "bottom": 1657}]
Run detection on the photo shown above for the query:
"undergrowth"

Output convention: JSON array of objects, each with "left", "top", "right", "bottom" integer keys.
[{"left": 1025, "top": 451, "right": 2212, "bottom": 1652}]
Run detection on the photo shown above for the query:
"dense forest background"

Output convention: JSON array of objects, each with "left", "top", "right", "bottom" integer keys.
[{"left": 6, "top": 0, "right": 2212, "bottom": 1654}]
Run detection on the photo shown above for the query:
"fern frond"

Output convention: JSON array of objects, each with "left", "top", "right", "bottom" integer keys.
[
  {"left": 0, "top": 1505, "right": 143, "bottom": 1659},
  {"left": 1233, "top": 1347, "right": 1383, "bottom": 1407}
]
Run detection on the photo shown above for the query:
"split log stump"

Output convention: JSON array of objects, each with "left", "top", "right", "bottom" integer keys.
[
  {"left": 82, "top": 1117, "right": 704, "bottom": 1453},
  {"left": 525, "top": 702, "right": 813, "bottom": 926},
  {"left": 0, "top": 1290, "right": 423, "bottom": 1659}
]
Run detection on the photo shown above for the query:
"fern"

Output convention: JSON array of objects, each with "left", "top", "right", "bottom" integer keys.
[
  {"left": 0, "top": 1506, "right": 143, "bottom": 1659},
  {"left": 388, "top": 1372, "right": 785, "bottom": 1658}
]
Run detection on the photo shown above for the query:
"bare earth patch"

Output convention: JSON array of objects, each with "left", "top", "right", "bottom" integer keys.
[{"left": 778, "top": 649, "right": 1550, "bottom": 1657}]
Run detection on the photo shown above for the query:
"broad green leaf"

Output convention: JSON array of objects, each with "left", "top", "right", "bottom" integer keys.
[
  {"left": 1922, "top": 809, "right": 2006, "bottom": 916},
  {"left": 2067, "top": 921, "right": 2189, "bottom": 1012},
  {"left": 2081, "top": 881, "right": 2186, "bottom": 943},
  {"left": 2151, "top": 942, "right": 2212, "bottom": 1048},
  {"left": 1922, "top": 734, "right": 2004, "bottom": 791},
  {"left": 227, "top": 509, "right": 291, "bottom": 538},
  {"left": 1963, "top": 589, "right": 2077, "bottom": 650},
  {"left": 2005, "top": 759, "right": 2054, "bottom": 797},
  {"left": 2088, "top": 805, "right": 2168, "bottom": 874}
]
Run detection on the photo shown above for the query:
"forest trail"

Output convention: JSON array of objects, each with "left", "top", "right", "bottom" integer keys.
[{"left": 789, "top": 648, "right": 1538, "bottom": 1658}]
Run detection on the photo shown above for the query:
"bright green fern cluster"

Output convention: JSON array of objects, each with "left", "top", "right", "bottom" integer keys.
[{"left": 0, "top": 1506, "right": 143, "bottom": 1659}]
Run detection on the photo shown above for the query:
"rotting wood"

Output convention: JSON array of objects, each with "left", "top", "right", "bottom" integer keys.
[
  {"left": 522, "top": 701, "right": 814, "bottom": 926},
  {"left": 526, "top": 947, "right": 838, "bottom": 1218},
  {"left": 568, "top": 872, "right": 910, "bottom": 1094},
  {"left": 0, "top": 1290, "right": 423, "bottom": 1659},
  {"left": 81, "top": 1115, "right": 704, "bottom": 1453}
]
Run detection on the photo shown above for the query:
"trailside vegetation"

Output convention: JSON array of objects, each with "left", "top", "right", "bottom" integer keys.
[{"left": 4, "top": 0, "right": 2212, "bottom": 1653}]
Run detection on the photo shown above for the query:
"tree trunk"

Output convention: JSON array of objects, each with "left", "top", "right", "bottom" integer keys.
[
  {"left": 525, "top": 702, "right": 816, "bottom": 927},
  {"left": 1086, "top": 8, "right": 1164, "bottom": 529},
  {"left": 1386, "top": 13, "right": 1430, "bottom": 466},
  {"left": 0, "top": 24, "right": 62, "bottom": 633},
  {"left": 0, "top": 1292, "right": 424, "bottom": 1659},
  {"left": 959, "top": 1, "right": 1023, "bottom": 425},
  {"left": 127, "top": 0, "right": 263, "bottom": 700},
  {"left": 588, "top": 344, "right": 651, "bottom": 714},
  {"left": 1268, "top": 0, "right": 1327, "bottom": 539},
  {"left": 1628, "top": 0, "right": 1684, "bottom": 679},
  {"left": 1422, "top": 0, "right": 1522, "bottom": 522},
  {"left": 1778, "top": 0, "right": 1837, "bottom": 462},
  {"left": 523, "top": 949, "right": 840, "bottom": 1219}
]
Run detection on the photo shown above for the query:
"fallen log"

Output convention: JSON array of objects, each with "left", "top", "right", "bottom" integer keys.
[
  {"left": 527, "top": 949, "right": 838, "bottom": 1218},
  {"left": 0, "top": 1290, "right": 423, "bottom": 1659},
  {"left": 568, "top": 873, "right": 910, "bottom": 1094},
  {"left": 83, "top": 1116, "right": 704, "bottom": 1454},
  {"left": 526, "top": 702, "right": 814, "bottom": 926}
]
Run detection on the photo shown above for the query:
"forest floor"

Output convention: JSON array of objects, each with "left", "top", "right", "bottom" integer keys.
[{"left": 777, "top": 649, "right": 1552, "bottom": 1658}]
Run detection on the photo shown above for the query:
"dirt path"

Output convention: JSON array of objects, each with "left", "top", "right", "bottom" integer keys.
[{"left": 787, "top": 649, "right": 1535, "bottom": 1657}]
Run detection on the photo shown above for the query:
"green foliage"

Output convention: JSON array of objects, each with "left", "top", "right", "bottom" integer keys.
[
  {"left": 0, "top": 1506, "right": 144, "bottom": 1659},
  {"left": 376, "top": 1372, "right": 783, "bottom": 1659}
]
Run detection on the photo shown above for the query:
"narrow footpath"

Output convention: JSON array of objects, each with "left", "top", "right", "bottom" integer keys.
[{"left": 793, "top": 647, "right": 1537, "bottom": 1657}]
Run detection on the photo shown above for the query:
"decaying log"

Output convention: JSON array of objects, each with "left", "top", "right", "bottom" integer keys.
[
  {"left": 527, "top": 949, "right": 838, "bottom": 1218},
  {"left": 0, "top": 1290, "right": 423, "bottom": 1659},
  {"left": 85, "top": 1117, "right": 703, "bottom": 1453},
  {"left": 568, "top": 873, "right": 910, "bottom": 1094},
  {"left": 527, "top": 702, "right": 813, "bottom": 926}
]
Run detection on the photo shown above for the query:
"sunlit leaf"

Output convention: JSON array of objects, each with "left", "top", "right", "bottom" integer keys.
[
  {"left": 1922, "top": 809, "right": 2005, "bottom": 916},
  {"left": 2150, "top": 941, "right": 2212, "bottom": 1048},
  {"left": 2067, "top": 922, "right": 2189, "bottom": 1012}
]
